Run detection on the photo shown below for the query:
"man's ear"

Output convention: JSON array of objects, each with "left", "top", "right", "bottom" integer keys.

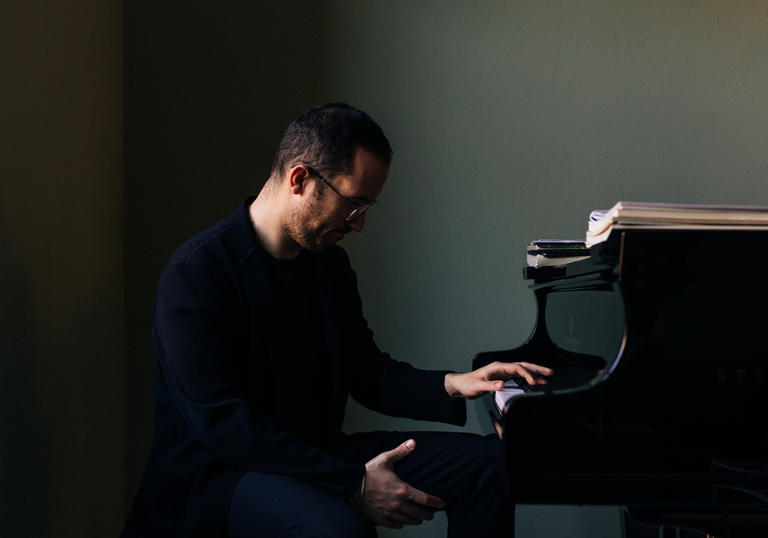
[{"left": 288, "top": 164, "right": 311, "bottom": 195}]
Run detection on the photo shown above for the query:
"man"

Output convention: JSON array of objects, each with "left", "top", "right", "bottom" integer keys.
[{"left": 122, "top": 103, "right": 552, "bottom": 538}]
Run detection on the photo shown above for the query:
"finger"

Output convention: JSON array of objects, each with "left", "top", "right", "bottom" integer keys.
[
  {"left": 462, "top": 375, "right": 505, "bottom": 394},
  {"left": 407, "top": 486, "right": 445, "bottom": 510},
  {"left": 485, "top": 363, "right": 532, "bottom": 384},
  {"left": 488, "top": 361, "right": 553, "bottom": 377},
  {"left": 517, "top": 366, "right": 544, "bottom": 386},
  {"left": 515, "top": 362, "right": 555, "bottom": 376},
  {"left": 381, "top": 439, "right": 416, "bottom": 464},
  {"left": 490, "top": 362, "right": 551, "bottom": 385},
  {"left": 401, "top": 500, "right": 437, "bottom": 521},
  {"left": 484, "top": 379, "right": 506, "bottom": 392}
]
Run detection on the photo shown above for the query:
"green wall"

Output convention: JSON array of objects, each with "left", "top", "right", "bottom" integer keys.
[{"left": 326, "top": 2, "right": 768, "bottom": 535}]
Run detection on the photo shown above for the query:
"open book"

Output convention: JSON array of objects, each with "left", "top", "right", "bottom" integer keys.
[{"left": 586, "top": 201, "right": 768, "bottom": 247}]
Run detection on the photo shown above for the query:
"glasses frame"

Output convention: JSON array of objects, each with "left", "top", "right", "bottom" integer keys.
[{"left": 304, "top": 165, "right": 377, "bottom": 223}]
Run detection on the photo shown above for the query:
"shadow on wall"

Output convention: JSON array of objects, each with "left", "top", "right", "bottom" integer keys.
[
  {"left": 0, "top": 219, "right": 52, "bottom": 536},
  {"left": 124, "top": 0, "right": 328, "bottom": 508}
]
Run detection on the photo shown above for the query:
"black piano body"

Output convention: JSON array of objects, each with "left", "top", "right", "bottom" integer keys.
[{"left": 474, "top": 229, "right": 768, "bottom": 537}]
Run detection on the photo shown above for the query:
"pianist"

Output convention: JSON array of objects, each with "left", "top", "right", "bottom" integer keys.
[{"left": 121, "top": 103, "right": 552, "bottom": 538}]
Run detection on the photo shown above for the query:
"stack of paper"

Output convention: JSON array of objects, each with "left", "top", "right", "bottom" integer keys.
[{"left": 586, "top": 201, "right": 768, "bottom": 247}]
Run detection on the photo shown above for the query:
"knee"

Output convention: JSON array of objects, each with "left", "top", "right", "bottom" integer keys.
[
  {"left": 474, "top": 450, "right": 508, "bottom": 489},
  {"left": 461, "top": 436, "right": 506, "bottom": 481},
  {"left": 453, "top": 442, "right": 509, "bottom": 505}
]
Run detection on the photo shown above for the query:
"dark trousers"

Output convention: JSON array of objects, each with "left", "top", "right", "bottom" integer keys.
[{"left": 227, "top": 431, "right": 513, "bottom": 538}]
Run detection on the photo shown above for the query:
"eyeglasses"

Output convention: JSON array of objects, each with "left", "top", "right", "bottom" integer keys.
[{"left": 304, "top": 165, "right": 378, "bottom": 223}]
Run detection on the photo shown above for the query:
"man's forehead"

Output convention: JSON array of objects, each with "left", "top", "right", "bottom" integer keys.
[{"left": 346, "top": 147, "right": 388, "bottom": 197}]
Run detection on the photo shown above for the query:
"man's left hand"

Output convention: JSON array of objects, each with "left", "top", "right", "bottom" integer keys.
[{"left": 444, "top": 361, "right": 554, "bottom": 400}]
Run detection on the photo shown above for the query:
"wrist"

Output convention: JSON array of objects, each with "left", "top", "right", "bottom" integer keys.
[
  {"left": 444, "top": 372, "right": 463, "bottom": 400},
  {"left": 348, "top": 472, "right": 366, "bottom": 506}
]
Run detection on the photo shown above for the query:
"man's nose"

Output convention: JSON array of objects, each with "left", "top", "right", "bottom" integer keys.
[{"left": 347, "top": 213, "right": 366, "bottom": 232}]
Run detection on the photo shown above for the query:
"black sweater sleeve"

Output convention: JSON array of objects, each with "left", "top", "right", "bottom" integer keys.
[{"left": 329, "top": 248, "right": 467, "bottom": 426}]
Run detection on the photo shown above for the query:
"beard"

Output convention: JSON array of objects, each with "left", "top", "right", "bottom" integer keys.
[{"left": 285, "top": 193, "right": 347, "bottom": 252}]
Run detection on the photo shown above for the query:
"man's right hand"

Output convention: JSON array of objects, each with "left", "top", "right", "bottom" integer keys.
[{"left": 359, "top": 439, "right": 445, "bottom": 529}]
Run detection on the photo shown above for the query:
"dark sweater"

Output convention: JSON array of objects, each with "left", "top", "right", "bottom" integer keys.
[{"left": 122, "top": 197, "right": 466, "bottom": 537}]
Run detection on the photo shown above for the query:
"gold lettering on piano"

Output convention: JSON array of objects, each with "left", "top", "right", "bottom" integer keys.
[{"left": 716, "top": 369, "right": 767, "bottom": 385}]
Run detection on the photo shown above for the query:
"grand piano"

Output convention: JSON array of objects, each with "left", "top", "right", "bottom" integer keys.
[{"left": 474, "top": 229, "right": 768, "bottom": 537}]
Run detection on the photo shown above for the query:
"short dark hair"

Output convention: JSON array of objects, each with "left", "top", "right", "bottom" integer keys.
[{"left": 270, "top": 103, "right": 393, "bottom": 179}]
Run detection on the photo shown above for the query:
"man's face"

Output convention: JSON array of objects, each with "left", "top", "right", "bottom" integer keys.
[{"left": 287, "top": 147, "right": 389, "bottom": 252}]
